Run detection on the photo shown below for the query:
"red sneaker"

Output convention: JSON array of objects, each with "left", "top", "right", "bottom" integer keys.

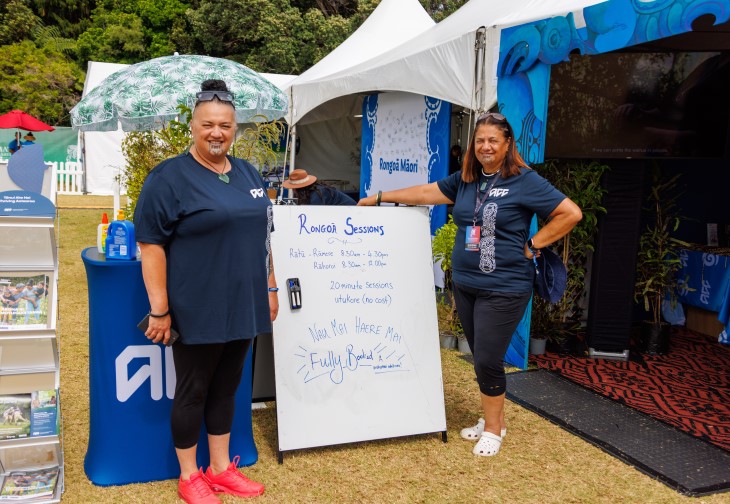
[
  {"left": 178, "top": 469, "right": 221, "bottom": 504},
  {"left": 204, "top": 455, "right": 265, "bottom": 498}
]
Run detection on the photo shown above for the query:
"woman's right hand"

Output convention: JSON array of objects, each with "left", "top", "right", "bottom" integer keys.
[
  {"left": 146, "top": 314, "right": 172, "bottom": 345},
  {"left": 357, "top": 194, "right": 377, "bottom": 206}
]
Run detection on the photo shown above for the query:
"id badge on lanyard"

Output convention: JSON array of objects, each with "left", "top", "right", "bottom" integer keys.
[
  {"left": 465, "top": 174, "right": 499, "bottom": 252},
  {"left": 465, "top": 225, "right": 480, "bottom": 251}
]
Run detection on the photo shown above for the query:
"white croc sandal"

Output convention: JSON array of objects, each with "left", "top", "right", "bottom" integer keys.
[
  {"left": 460, "top": 419, "right": 507, "bottom": 441},
  {"left": 460, "top": 418, "right": 485, "bottom": 440},
  {"left": 473, "top": 432, "right": 503, "bottom": 457}
]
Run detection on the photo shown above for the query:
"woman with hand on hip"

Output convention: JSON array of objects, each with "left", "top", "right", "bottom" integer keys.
[
  {"left": 134, "top": 79, "right": 277, "bottom": 502},
  {"left": 359, "top": 111, "right": 581, "bottom": 457}
]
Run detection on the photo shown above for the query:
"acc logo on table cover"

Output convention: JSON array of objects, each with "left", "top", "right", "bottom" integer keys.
[
  {"left": 250, "top": 188, "right": 265, "bottom": 198},
  {"left": 115, "top": 346, "right": 176, "bottom": 402}
]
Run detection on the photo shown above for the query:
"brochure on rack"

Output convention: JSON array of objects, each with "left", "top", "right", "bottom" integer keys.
[
  {"left": 30, "top": 391, "right": 58, "bottom": 438},
  {"left": 0, "top": 395, "right": 31, "bottom": 440},
  {"left": 0, "top": 466, "right": 59, "bottom": 500},
  {"left": 0, "top": 274, "right": 50, "bottom": 330}
]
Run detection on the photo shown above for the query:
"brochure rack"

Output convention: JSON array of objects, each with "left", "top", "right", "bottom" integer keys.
[{"left": 0, "top": 214, "right": 63, "bottom": 502}]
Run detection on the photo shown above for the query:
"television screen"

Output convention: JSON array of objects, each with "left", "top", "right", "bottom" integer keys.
[{"left": 545, "top": 51, "right": 730, "bottom": 159}]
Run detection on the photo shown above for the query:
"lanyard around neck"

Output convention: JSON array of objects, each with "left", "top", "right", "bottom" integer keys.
[{"left": 473, "top": 173, "right": 500, "bottom": 226}]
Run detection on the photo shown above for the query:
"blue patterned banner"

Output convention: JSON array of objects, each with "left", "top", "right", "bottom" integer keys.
[{"left": 360, "top": 92, "right": 450, "bottom": 235}]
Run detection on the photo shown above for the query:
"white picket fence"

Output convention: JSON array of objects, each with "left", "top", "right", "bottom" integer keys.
[{"left": 52, "top": 161, "right": 83, "bottom": 194}]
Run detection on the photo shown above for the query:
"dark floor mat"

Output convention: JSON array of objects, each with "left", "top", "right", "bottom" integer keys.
[
  {"left": 532, "top": 329, "right": 730, "bottom": 451},
  {"left": 506, "top": 369, "right": 730, "bottom": 496}
]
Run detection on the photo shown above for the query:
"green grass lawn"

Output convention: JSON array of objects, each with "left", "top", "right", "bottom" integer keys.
[{"left": 56, "top": 198, "right": 725, "bottom": 503}]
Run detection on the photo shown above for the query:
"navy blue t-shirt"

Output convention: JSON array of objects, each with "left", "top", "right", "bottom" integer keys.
[
  {"left": 437, "top": 168, "right": 566, "bottom": 293},
  {"left": 307, "top": 185, "right": 356, "bottom": 206},
  {"left": 134, "top": 153, "right": 273, "bottom": 344}
]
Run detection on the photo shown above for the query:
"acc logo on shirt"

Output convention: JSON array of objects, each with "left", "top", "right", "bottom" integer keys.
[
  {"left": 490, "top": 188, "right": 509, "bottom": 197},
  {"left": 250, "top": 188, "right": 265, "bottom": 198}
]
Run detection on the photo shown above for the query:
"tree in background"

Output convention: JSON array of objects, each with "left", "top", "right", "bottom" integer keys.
[
  {"left": 75, "top": 1, "right": 194, "bottom": 63},
  {"left": 0, "top": 0, "right": 42, "bottom": 45},
  {"left": 0, "top": 0, "right": 470, "bottom": 125},
  {"left": 420, "top": 1, "right": 465, "bottom": 22},
  {"left": 76, "top": 9, "right": 147, "bottom": 63},
  {"left": 187, "top": 0, "right": 466, "bottom": 74},
  {"left": 309, "top": 0, "right": 358, "bottom": 16},
  {"left": 29, "top": 0, "right": 95, "bottom": 38},
  {"left": 0, "top": 40, "right": 84, "bottom": 124},
  {"left": 187, "top": 0, "right": 350, "bottom": 74}
]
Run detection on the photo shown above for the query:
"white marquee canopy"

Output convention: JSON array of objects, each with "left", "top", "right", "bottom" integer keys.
[{"left": 288, "top": 0, "right": 604, "bottom": 126}]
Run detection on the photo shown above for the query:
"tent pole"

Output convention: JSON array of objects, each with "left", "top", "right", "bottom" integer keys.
[
  {"left": 467, "top": 26, "right": 488, "bottom": 142},
  {"left": 281, "top": 85, "right": 296, "bottom": 202},
  {"left": 113, "top": 169, "right": 121, "bottom": 217},
  {"left": 79, "top": 131, "right": 87, "bottom": 194},
  {"left": 287, "top": 124, "right": 297, "bottom": 201},
  {"left": 473, "top": 27, "right": 487, "bottom": 116}
]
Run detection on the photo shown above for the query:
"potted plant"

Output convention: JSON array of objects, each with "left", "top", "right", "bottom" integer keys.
[
  {"left": 531, "top": 160, "right": 609, "bottom": 354},
  {"left": 634, "top": 168, "right": 688, "bottom": 354},
  {"left": 433, "top": 215, "right": 465, "bottom": 350},
  {"left": 436, "top": 298, "right": 460, "bottom": 350}
]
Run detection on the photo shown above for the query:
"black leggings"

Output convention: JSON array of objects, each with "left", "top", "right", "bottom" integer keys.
[
  {"left": 453, "top": 284, "right": 531, "bottom": 397},
  {"left": 171, "top": 339, "right": 251, "bottom": 449}
]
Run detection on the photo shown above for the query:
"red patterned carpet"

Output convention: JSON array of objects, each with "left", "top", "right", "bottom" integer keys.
[{"left": 530, "top": 328, "right": 730, "bottom": 452}]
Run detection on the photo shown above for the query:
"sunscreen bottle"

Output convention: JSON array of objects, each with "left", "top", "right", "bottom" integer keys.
[
  {"left": 105, "top": 210, "right": 136, "bottom": 260},
  {"left": 97, "top": 212, "right": 110, "bottom": 254}
]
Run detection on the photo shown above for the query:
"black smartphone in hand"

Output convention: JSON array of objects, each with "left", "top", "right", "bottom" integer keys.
[{"left": 137, "top": 314, "right": 180, "bottom": 346}]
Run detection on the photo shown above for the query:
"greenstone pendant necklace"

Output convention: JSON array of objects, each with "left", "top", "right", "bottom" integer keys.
[{"left": 194, "top": 148, "right": 230, "bottom": 183}]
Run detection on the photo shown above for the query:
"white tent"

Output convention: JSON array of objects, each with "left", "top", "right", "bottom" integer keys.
[
  {"left": 289, "top": 0, "right": 603, "bottom": 125},
  {"left": 79, "top": 61, "right": 296, "bottom": 194},
  {"left": 287, "top": 0, "right": 435, "bottom": 124},
  {"left": 80, "top": 61, "right": 128, "bottom": 195},
  {"left": 284, "top": 0, "right": 435, "bottom": 184}
]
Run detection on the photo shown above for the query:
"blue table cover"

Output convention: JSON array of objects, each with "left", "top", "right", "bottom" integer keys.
[
  {"left": 81, "top": 247, "right": 257, "bottom": 485},
  {"left": 677, "top": 249, "right": 730, "bottom": 344}
]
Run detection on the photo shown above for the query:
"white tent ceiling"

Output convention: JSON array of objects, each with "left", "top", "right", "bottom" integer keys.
[{"left": 290, "top": 0, "right": 604, "bottom": 125}]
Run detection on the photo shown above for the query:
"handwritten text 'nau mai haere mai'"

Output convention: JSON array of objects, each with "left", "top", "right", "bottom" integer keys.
[
  {"left": 294, "top": 341, "right": 408, "bottom": 385},
  {"left": 307, "top": 316, "right": 401, "bottom": 344}
]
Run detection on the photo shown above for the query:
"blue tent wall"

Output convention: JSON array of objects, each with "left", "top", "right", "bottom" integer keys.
[{"left": 495, "top": 0, "right": 730, "bottom": 368}]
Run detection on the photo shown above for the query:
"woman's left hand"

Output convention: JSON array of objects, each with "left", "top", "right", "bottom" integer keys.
[
  {"left": 524, "top": 244, "right": 541, "bottom": 260},
  {"left": 269, "top": 291, "right": 279, "bottom": 321}
]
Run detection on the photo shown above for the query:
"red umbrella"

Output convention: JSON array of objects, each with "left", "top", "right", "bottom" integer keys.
[{"left": 0, "top": 110, "right": 55, "bottom": 131}]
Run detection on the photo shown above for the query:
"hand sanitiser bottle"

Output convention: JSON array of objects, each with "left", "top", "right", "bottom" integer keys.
[
  {"left": 105, "top": 210, "right": 136, "bottom": 260},
  {"left": 97, "top": 212, "right": 109, "bottom": 254}
]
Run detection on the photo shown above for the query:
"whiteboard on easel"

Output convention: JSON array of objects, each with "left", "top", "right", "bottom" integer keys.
[{"left": 271, "top": 205, "right": 446, "bottom": 452}]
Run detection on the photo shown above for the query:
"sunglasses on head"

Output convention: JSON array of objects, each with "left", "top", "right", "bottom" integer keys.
[
  {"left": 477, "top": 111, "right": 507, "bottom": 122},
  {"left": 195, "top": 90, "right": 235, "bottom": 103}
]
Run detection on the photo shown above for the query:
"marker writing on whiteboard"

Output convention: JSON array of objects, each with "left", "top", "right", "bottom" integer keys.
[
  {"left": 296, "top": 213, "right": 386, "bottom": 236},
  {"left": 295, "top": 338, "right": 409, "bottom": 385}
]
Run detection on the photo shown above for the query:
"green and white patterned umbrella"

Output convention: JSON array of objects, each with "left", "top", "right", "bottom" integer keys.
[{"left": 71, "top": 54, "right": 289, "bottom": 132}]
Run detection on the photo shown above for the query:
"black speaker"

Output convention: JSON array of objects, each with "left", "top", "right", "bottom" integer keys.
[{"left": 586, "top": 161, "right": 646, "bottom": 352}]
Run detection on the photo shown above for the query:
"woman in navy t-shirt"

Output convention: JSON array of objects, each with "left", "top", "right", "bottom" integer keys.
[
  {"left": 359, "top": 112, "right": 581, "bottom": 457},
  {"left": 134, "top": 80, "right": 277, "bottom": 503}
]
